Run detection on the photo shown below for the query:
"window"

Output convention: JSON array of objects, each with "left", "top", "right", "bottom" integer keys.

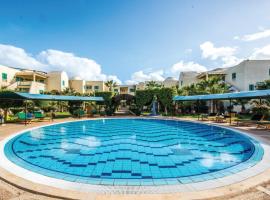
[
  {"left": 16, "top": 77, "right": 23, "bottom": 82},
  {"left": 232, "top": 73, "right": 236, "bottom": 80},
  {"left": 86, "top": 85, "right": 92, "bottom": 90},
  {"left": 62, "top": 80, "right": 65, "bottom": 86},
  {"left": 249, "top": 84, "right": 255, "bottom": 91},
  {"left": 94, "top": 86, "right": 99, "bottom": 90},
  {"left": 129, "top": 88, "right": 135, "bottom": 92},
  {"left": 114, "top": 89, "right": 118, "bottom": 92},
  {"left": 2, "top": 73, "right": 7, "bottom": 82},
  {"left": 180, "top": 81, "right": 183, "bottom": 86}
]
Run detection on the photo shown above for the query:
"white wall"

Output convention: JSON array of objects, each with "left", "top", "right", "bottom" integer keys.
[
  {"left": 0, "top": 65, "right": 19, "bottom": 89},
  {"left": 47, "top": 71, "right": 69, "bottom": 92},
  {"left": 178, "top": 71, "right": 199, "bottom": 88},
  {"left": 69, "top": 79, "right": 85, "bottom": 93},
  {"left": 225, "top": 60, "right": 270, "bottom": 91}
]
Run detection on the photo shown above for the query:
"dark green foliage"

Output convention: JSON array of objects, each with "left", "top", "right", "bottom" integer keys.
[
  {"left": 157, "top": 87, "right": 177, "bottom": 115},
  {"left": 134, "top": 88, "right": 176, "bottom": 115},
  {"left": 95, "top": 91, "right": 115, "bottom": 115},
  {"left": 0, "top": 90, "right": 24, "bottom": 120},
  {"left": 256, "top": 80, "right": 270, "bottom": 90},
  {"left": 135, "top": 89, "right": 158, "bottom": 111}
]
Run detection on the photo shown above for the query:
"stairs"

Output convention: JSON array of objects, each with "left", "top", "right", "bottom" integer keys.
[{"left": 115, "top": 106, "right": 134, "bottom": 116}]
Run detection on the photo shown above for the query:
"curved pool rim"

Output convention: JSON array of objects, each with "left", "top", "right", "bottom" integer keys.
[{"left": 0, "top": 117, "right": 270, "bottom": 194}]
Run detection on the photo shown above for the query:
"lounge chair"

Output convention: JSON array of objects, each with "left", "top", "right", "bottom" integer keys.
[
  {"left": 73, "top": 110, "right": 86, "bottom": 118},
  {"left": 207, "top": 113, "right": 218, "bottom": 121},
  {"left": 17, "top": 112, "right": 34, "bottom": 124},
  {"left": 235, "top": 114, "right": 264, "bottom": 126},
  {"left": 33, "top": 111, "right": 51, "bottom": 121},
  {"left": 215, "top": 115, "right": 226, "bottom": 123},
  {"left": 199, "top": 114, "right": 209, "bottom": 121},
  {"left": 198, "top": 113, "right": 219, "bottom": 121},
  {"left": 256, "top": 121, "right": 270, "bottom": 129}
]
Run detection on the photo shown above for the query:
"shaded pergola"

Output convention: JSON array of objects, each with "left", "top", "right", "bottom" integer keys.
[
  {"left": 173, "top": 89, "right": 270, "bottom": 124},
  {"left": 0, "top": 91, "right": 104, "bottom": 125}
]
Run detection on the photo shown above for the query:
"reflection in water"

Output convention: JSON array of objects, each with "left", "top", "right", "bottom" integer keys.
[
  {"left": 220, "top": 153, "right": 237, "bottom": 163},
  {"left": 75, "top": 136, "right": 101, "bottom": 148},
  {"left": 130, "top": 134, "right": 136, "bottom": 140},
  {"left": 201, "top": 153, "right": 214, "bottom": 167},
  {"left": 82, "top": 125, "right": 86, "bottom": 133},
  {"left": 60, "top": 127, "right": 66, "bottom": 133},
  {"left": 61, "top": 139, "right": 69, "bottom": 149},
  {"left": 29, "top": 129, "right": 45, "bottom": 140}
]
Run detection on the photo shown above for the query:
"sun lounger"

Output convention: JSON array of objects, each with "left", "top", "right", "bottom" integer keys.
[
  {"left": 256, "top": 120, "right": 270, "bottom": 129},
  {"left": 33, "top": 111, "right": 51, "bottom": 121},
  {"left": 215, "top": 115, "right": 226, "bottom": 123},
  {"left": 17, "top": 112, "right": 34, "bottom": 124},
  {"left": 73, "top": 110, "right": 86, "bottom": 118},
  {"left": 199, "top": 114, "right": 209, "bottom": 121},
  {"left": 235, "top": 114, "right": 264, "bottom": 126}
]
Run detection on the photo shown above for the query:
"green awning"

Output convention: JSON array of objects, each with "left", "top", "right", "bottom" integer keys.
[{"left": 0, "top": 91, "right": 104, "bottom": 101}]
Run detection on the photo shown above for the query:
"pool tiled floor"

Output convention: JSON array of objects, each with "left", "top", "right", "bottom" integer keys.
[{"left": 0, "top": 117, "right": 270, "bottom": 199}]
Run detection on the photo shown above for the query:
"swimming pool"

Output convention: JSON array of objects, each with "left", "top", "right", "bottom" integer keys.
[{"left": 3, "top": 118, "right": 264, "bottom": 186}]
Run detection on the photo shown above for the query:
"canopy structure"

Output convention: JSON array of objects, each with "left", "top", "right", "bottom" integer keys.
[
  {"left": 0, "top": 91, "right": 104, "bottom": 102},
  {"left": 173, "top": 89, "right": 270, "bottom": 101}
]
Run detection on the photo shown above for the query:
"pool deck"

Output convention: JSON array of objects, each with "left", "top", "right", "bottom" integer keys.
[{"left": 1, "top": 117, "right": 270, "bottom": 199}]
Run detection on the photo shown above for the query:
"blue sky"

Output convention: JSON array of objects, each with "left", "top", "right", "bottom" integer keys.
[{"left": 1, "top": 0, "right": 270, "bottom": 84}]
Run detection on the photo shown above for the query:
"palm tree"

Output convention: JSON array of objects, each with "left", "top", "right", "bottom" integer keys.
[
  {"left": 196, "top": 76, "right": 229, "bottom": 113},
  {"left": 250, "top": 99, "right": 270, "bottom": 116},
  {"left": 233, "top": 99, "right": 249, "bottom": 113},
  {"left": 105, "top": 80, "right": 118, "bottom": 92},
  {"left": 146, "top": 81, "right": 162, "bottom": 89},
  {"left": 62, "top": 88, "right": 76, "bottom": 95},
  {"left": 178, "top": 83, "right": 200, "bottom": 96},
  {"left": 256, "top": 80, "right": 270, "bottom": 90}
]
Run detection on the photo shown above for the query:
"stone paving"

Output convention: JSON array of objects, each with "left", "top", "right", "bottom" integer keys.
[{"left": 0, "top": 117, "right": 270, "bottom": 199}]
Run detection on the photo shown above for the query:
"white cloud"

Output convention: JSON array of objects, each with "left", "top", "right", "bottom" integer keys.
[
  {"left": 235, "top": 29, "right": 270, "bottom": 41},
  {"left": 200, "top": 41, "right": 241, "bottom": 67},
  {"left": 125, "top": 70, "right": 165, "bottom": 84},
  {"left": 200, "top": 41, "right": 237, "bottom": 60},
  {"left": 38, "top": 49, "right": 102, "bottom": 79},
  {"left": 0, "top": 44, "right": 44, "bottom": 69},
  {"left": 0, "top": 44, "right": 122, "bottom": 84},
  {"left": 221, "top": 56, "right": 243, "bottom": 68},
  {"left": 171, "top": 61, "right": 207, "bottom": 73},
  {"left": 250, "top": 44, "right": 270, "bottom": 59}
]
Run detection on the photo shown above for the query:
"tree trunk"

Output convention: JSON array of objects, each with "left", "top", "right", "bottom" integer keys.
[{"left": 4, "top": 108, "right": 8, "bottom": 122}]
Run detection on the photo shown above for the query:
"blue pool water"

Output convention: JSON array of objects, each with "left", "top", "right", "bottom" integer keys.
[{"left": 4, "top": 118, "right": 263, "bottom": 186}]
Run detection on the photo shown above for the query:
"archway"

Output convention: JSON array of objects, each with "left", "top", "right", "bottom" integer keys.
[{"left": 113, "top": 94, "right": 135, "bottom": 114}]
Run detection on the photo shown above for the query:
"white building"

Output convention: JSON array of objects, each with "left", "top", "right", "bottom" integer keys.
[
  {"left": 225, "top": 60, "right": 270, "bottom": 91},
  {"left": 0, "top": 65, "right": 20, "bottom": 89},
  {"left": 69, "top": 76, "right": 86, "bottom": 94},
  {"left": 178, "top": 60, "right": 270, "bottom": 92},
  {"left": 46, "top": 71, "right": 69, "bottom": 92},
  {"left": 179, "top": 71, "right": 200, "bottom": 88},
  {"left": 163, "top": 77, "right": 179, "bottom": 88}
]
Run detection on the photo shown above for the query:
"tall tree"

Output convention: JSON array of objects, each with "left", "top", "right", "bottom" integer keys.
[
  {"left": 146, "top": 81, "right": 162, "bottom": 89},
  {"left": 105, "top": 80, "right": 118, "bottom": 92},
  {"left": 256, "top": 80, "right": 270, "bottom": 90}
]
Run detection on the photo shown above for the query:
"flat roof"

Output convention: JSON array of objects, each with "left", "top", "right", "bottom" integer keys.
[
  {"left": 173, "top": 89, "right": 270, "bottom": 101},
  {"left": 0, "top": 91, "right": 104, "bottom": 101}
]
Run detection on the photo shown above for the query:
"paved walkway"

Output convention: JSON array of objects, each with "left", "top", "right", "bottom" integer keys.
[{"left": 0, "top": 117, "right": 270, "bottom": 199}]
